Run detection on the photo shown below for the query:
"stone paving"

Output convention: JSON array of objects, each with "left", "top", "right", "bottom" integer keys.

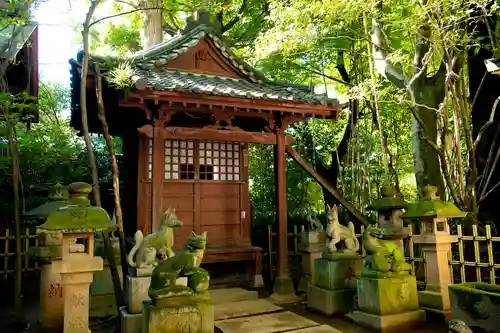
[
  {"left": 213, "top": 288, "right": 341, "bottom": 333},
  {"left": 11, "top": 285, "right": 449, "bottom": 333}
]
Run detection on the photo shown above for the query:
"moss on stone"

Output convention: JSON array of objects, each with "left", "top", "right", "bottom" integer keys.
[
  {"left": 367, "top": 186, "right": 408, "bottom": 212},
  {"left": 38, "top": 182, "right": 114, "bottom": 232},
  {"left": 449, "top": 282, "right": 500, "bottom": 297},
  {"left": 403, "top": 185, "right": 466, "bottom": 218}
]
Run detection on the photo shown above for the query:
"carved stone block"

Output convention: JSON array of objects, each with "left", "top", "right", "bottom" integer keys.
[
  {"left": 347, "top": 275, "right": 425, "bottom": 331},
  {"left": 142, "top": 293, "right": 214, "bottom": 333},
  {"left": 126, "top": 275, "right": 188, "bottom": 314},
  {"left": 356, "top": 275, "right": 420, "bottom": 316},
  {"left": 308, "top": 285, "right": 356, "bottom": 315},
  {"left": 120, "top": 306, "right": 142, "bottom": 333},
  {"left": 315, "top": 257, "right": 362, "bottom": 290}
]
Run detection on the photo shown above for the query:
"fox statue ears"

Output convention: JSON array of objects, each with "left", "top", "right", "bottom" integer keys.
[
  {"left": 164, "top": 207, "right": 176, "bottom": 216},
  {"left": 325, "top": 204, "right": 338, "bottom": 214},
  {"left": 190, "top": 231, "right": 208, "bottom": 238}
]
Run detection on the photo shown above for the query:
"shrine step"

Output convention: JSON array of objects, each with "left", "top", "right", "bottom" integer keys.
[
  {"left": 286, "top": 325, "right": 344, "bottom": 333},
  {"left": 215, "top": 311, "right": 319, "bottom": 333},
  {"left": 214, "top": 299, "right": 282, "bottom": 321},
  {"left": 209, "top": 287, "right": 258, "bottom": 305}
]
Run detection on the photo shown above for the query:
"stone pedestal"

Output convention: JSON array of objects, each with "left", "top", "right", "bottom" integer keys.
[
  {"left": 52, "top": 257, "right": 103, "bottom": 333},
  {"left": 91, "top": 237, "right": 123, "bottom": 317},
  {"left": 120, "top": 275, "right": 188, "bottom": 333},
  {"left": 40, "top": 263, "right": 64, "bottom": 332},
  {"left": 142, "top": 292, "right": 214, "bottom": 333},
  {"left": 307, "top": 254, "right": 362, "bottom": 315},
  {"left": 298, "top": 231, "right": 325, "bottom": 292},
  {"left": 120, "top": 306, "right": 142, "bottom": 333},
  {"left": 347, "top": 275, "right": 425, "bottom": 332},
  {"left": 269, "top": 275, "right": 299, "bottom": 304},
  {"left": 414, "top": 233, "right": 457, "bottom": 318}
]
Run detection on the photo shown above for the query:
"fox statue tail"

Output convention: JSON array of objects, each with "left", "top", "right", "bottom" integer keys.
[
  {"left": 348, "top": 221, "right": 360, "bottom": 252},
  {"left": 126, "top": 230, "right": 144, "bottom": 268}
]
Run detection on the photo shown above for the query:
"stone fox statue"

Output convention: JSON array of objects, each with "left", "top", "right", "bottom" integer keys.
[
  {"left": 325, "top": 204, "right": 359, "bottom": 253},
  {"left": 149, "top": 231, "right": 210, "bottom": 299},
  {"left": 306, "top": 214, "right": 323, "bottom": 231},
  {"left": 127, "top": 207, "right": 183, "bottom": 269},
  {"left": 362, "top": 225, "right": 411, "bottom": 274}
]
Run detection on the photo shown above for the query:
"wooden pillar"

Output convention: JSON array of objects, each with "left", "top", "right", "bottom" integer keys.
[
  {"left": 150, "top": 118, "right": 164, "bottom": 233},
  {"left": 270, "top": 117, "right": 297, "bottom": 303}
]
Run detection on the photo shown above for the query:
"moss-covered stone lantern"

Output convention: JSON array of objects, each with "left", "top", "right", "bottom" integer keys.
[
  {"left": 25, "top": 183, "right": 69, "bottom": 333},
  {"left": 402, "top": 185, "right": 466, "bottom": 319},
  {"left": 23, "top": 183, "right": 69, "bottom": 221},
  {"left": 39, "top": 182, "right": 113, "bottom": 333},
  {"left": 366, "top": 185, "right": 408, "bottom": 253}
]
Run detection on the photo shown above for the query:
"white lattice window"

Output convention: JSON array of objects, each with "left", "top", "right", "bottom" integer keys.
[
  {"left": 164, "top": 140, "right": 195, "bottom": 180},
  {"left": 148, "top": 139, "right": 153, "bottom": 179},
  {"left": 199, "top": 141, "right": 240, "bottom": 181}
]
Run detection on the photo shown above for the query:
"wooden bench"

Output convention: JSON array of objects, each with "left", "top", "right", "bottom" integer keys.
[{"left": 204, "top": 246, "right": 263, "bottom": 288}]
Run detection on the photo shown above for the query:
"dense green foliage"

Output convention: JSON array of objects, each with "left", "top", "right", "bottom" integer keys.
[
  {"left": 4, "top": 0, "right": 500, "bottom": 228},
  {"left": 0, "top": 83, "right": 120, "bottom": 224}
]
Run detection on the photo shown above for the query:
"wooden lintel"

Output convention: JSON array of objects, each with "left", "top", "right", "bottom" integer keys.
[
  {"left": 158, "top": 105, "right": 275, "bottom": 121},
  {"left": 137, "top": 125, "right": 295, "bottom": 145},
  {"left": 127, "top": 91, "right": 340, "bottom": 119}
]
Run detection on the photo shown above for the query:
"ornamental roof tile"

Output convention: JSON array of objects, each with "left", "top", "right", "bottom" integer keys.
[{"left": 90, "top": 20, "right": 339, "bottom": 108}]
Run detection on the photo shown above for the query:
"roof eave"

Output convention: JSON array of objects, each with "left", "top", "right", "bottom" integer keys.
[{"left": 126, "top": 90, "right": 341, "bottom": 118}]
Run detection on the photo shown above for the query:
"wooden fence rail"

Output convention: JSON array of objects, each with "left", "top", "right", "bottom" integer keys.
[
  {"left": 2, "top": 221, "right": 499, "bottom": 287},
  {"left": 266, "top": 222, "right": 500, "bottom": 288},
  {"left": 0, "top": 227, "right": 38, "bottom": 280}
]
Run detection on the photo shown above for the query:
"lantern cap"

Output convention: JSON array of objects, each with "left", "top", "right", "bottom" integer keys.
[
  {"left": 23, "top": 183, "right": 69, "bottom": 219},
  {"left": 38, "top": 182, "right": 113, "bottom": 233},
  {"left": 402, "top": 185, "right": 467, "bottom": 219},
  {"left": 366, "top": 185, "right": 408, "bottom": 211}
]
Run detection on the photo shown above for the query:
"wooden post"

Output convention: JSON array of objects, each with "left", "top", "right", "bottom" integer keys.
[
  {"left": 270, "top": 117, "right": 297, "bottom": 303},
  {"left": 150, "top": 118, "right": 164, "bottom": 233}
]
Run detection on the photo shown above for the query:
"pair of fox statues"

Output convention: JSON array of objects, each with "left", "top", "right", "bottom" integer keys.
[
  {"left": 309, "top": 204, "right": 411, "bottom": 277},
  {"left": 128, "top": 202, "right": 410, "bottom": 298},
  {"left": 126, "top": 207, "right": 210, "bottom": 299}
]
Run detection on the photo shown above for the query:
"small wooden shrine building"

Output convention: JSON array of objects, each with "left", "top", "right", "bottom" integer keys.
[{"left": 69, "top": 13, "right": 342, "bottom": 294}]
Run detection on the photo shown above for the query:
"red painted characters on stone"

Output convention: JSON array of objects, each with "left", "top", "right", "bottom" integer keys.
[{"left": 48, "top": 283, "right": 63, "bottom": 298}]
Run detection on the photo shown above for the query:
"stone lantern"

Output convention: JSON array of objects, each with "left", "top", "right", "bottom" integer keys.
[
  {"left": 26, "top": 183, "right": 68, "bottom": 333},
  {"left": 402, "top": 185, "right": 466, "bottom": 319},
  {"left": 24, "top": 183, "right": 69, "bottom": 220},
  {"left": 38, "top": 182, "right": 113, "bottom": 333},
  {"left": 366, "top": 185, "right": 408, "bottom": 253}
]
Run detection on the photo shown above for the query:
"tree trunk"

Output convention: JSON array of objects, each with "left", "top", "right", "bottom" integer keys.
[
  {"left": 410, "top": 90, "right": 445, "bottom": 198},
  {"left": 372, "top": 18, "right": 445, "bottom": 198},
  {"left": 81, "top": 0, "right": 125, "bottom": 320},
  {"left": 81, "top": 8, "right": 101, "bottom": 207},
  {"left": 95, "top": 63, "right": 128, "bottom": 301},
  {"left": 7, "top": 121, "right": 22, "bottom": 313},
  {"left": 143, "top": 0, "right": 163, "bottom": 48}
]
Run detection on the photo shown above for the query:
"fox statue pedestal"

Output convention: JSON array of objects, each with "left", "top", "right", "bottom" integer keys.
[
  {"left": 346, "top": 224, "right": 425, "bottom": 332},
  {"left": 308, "top": 252, "right": 362, "bottom": 315},
  {"left": 120, "top": 208, "right": 185, "bottom": 333},
  {"left": 143, "top": 292, "right": 213, "bottom": 333},
  {"left": 308, "top": 204, "right": 362, "bottom": 315},
  {"left": 298, "top": 230, "right": 325, "bottom": 292},
  {"left": 143, "top": 231, "right": 213, "bottom": 333}
]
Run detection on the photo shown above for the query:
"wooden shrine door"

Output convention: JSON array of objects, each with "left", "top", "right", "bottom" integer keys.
[{"left": 137, "top": 134, "right": 251, "bottom": 250}]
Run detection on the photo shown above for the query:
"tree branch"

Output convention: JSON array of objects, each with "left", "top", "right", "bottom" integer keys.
[
  {"left": 408, "top": 104, "right": 463, "bottom": 207},
  {"left": 371, "top": 18, "right": 407, "bottom": 89},
  {"left": 89, "top": 6, "right": 191, "bottom": 28},
  {"left": 222, "top": 0, "right": 248, "bottom": 33},
  {"left": 291, "top": 62, "right": 353, "bottom": 86},
  {"left": 474, "top": 96, "right": 500, "bottom": 149}
]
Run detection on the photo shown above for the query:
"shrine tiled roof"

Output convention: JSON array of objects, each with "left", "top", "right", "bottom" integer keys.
[
  {"left": 133, "top": 68, "right": 335, "bottom": 104},
  {"left": 89, "top": 21, "right": 340, "bottom": 108}
]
